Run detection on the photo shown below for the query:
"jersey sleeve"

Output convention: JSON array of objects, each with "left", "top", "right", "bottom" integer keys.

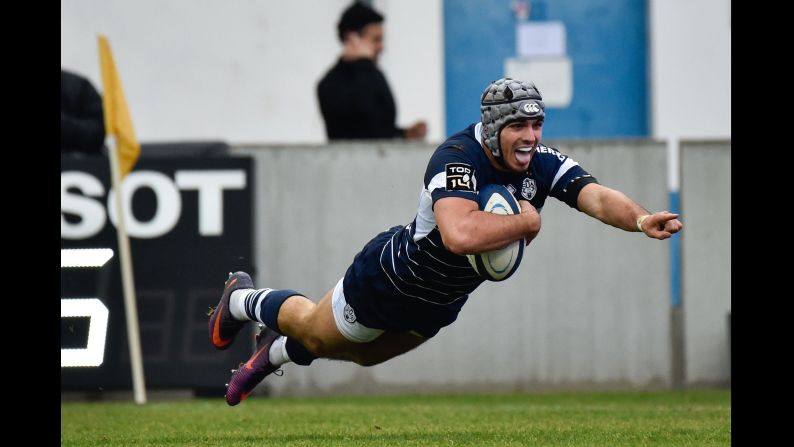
[
  {"left": 544, "top": 148, "right": 599, "bottom": 210},
  {"left": 425, "top": 144, "right": 480, "bottom": 206}
]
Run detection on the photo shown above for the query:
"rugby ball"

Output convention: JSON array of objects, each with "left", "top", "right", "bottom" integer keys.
[{"left": 466, "top": 184, "right": 524, "bottom": 281}]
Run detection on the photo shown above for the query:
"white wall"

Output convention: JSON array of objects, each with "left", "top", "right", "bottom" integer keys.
[
  {"left": 60, "top": 0, "right": 444, "bottom": 144},
  {"left": 63, "top": 0, "right": 730, "bottom": 143},
  {"left": 681, "top": 143, "right": 731, "bottom": 385},
  {"left": 650, "top": 0, "right": 731, "bottom": 139}
]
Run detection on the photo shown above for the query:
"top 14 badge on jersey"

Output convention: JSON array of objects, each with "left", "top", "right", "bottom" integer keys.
[{"left": 446, "top": 163, "right": 475, "bottom": 191}]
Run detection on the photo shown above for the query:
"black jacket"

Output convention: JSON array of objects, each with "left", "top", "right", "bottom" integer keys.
[
  {"left": 317, "top": 58, "right": 404, "bottom": 140},
  {"left": 61, "top": 70, "right": 105, "bottom": 155}
]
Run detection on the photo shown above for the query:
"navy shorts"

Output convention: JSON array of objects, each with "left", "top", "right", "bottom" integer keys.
[{"left": 342, "top": 225, "right": 469, "bottom": 338}]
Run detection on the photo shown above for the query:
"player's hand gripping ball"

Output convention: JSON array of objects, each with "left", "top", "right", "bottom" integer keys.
[{"left": 466, "top": 184, "right": 524, "bottom": 281}]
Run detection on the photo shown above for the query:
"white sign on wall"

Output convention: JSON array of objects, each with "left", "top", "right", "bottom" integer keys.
[
  {"left": 505, "top": 57, "right": 573, "bottom": 108},
  {"left": 516, "top": 21, "right": 567, "bottom": 57}
]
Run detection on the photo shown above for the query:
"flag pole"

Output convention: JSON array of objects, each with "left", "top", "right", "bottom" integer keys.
[
  {"left": 98, "top": 35, "right": 147, "bottom": 404},
  {"left": 106, "top": 136, "right": 147, "bottom": 405}
]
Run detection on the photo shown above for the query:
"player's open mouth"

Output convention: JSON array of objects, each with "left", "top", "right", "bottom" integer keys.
[{"left": 515, "top": 147, "right": 534, "bottom": 165}]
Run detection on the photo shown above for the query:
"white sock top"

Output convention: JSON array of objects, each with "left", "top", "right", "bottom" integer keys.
[
  {"left": 268, "top": 336, "right": 291, "bottom": 367},
  {"left": 230, "top": 289, "right": 254, "bottom": 321}
]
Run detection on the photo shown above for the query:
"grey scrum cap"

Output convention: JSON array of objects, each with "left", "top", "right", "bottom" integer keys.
[{"left": 480, "top": 78, "right": 545, "bottom": 159}]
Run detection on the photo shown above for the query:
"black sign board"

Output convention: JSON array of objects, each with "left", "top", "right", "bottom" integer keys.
[{"left": 61, "top": 155, "right": 256, "bottom": 393}]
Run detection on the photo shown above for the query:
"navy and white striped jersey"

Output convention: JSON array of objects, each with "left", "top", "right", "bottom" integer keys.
[{"left": 379, "top": 122, "right": 596, "bottom": 306}]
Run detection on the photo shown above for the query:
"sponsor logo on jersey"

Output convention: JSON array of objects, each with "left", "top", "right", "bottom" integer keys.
[
  {"left": 506, "top": 184, "right": 517, "bottom": 195},
  {"left": 536, "top": 145, "right": 567, "bottom": 162},
  {"left": 344, "top": 303, "right": 357, "bottom": 323},
  {"left": 522, "top": 178, "right": 537, "bottom": 200},
  {"left": 446, "top": 163, "right": 474, "bottom": 191}
]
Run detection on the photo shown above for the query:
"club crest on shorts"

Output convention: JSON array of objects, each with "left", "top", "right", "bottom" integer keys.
[
  {"left": 343, "top": 303, "right": 357, "bottom": 323},
  {"left": 521, "top": 178, "right": 537, "bottom": 200}
]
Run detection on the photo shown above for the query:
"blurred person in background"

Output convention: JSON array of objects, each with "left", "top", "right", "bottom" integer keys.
[
  {"left": 210, "top": 78, "right": 682, "bottom": 406},
  {"left": 61, "top": 69, "right": 105, "bottom": 155},
  {"left": 317, "top": 1, "right": 427, "bottom": 141}
]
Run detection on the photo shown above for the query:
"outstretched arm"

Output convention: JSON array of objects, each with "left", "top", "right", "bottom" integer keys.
[{"left": 576, "top": 183, "right": 682, "bottom": 240}]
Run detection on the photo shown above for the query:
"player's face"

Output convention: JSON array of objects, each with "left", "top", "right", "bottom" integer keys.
[
  {"left": 499, "top": 118, "right": 543, "bottom": 172},
  {"left": 359, "top": 23, "right": 384, "bottom": 61}
]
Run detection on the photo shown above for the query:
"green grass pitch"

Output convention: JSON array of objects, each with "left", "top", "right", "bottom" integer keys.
[{"left": 61, "top": 390, "right": 730, "bottom": 446}]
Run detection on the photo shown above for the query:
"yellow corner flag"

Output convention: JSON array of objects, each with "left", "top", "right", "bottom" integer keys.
[{"left": 98, "top": 35, "right": 140, "bottom": 178}]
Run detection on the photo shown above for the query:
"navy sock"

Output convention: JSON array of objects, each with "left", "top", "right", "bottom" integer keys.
[
  {"left": 245, "top": 289, "right": 302, "bottom": 334},
  {"left": 286, "top": 337, "right": 317, "bottom": 366}
]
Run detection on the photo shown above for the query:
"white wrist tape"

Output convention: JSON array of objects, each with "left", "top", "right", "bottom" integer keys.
[{"left": 636, "top": 215, "right": 650, "bottom": 232}]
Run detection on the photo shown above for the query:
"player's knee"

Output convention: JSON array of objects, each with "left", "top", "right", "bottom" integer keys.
[{"left": 301, "top": 334, "right": 332, "bottom": 358}]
